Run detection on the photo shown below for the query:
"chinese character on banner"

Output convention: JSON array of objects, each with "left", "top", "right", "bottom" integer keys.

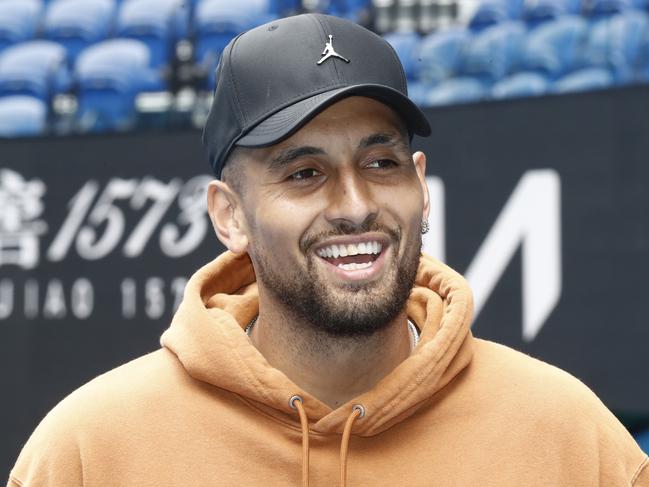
[{"left": 0, "top": 169, "right": 47, "bottom": 269}]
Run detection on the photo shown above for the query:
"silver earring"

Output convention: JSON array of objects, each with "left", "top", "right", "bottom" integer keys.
[{"left": 421, "top": 220, "right": 429, "bottom": 234}]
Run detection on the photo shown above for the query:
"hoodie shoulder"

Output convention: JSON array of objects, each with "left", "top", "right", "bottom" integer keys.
[
  {"left": 467, "top": 338, "right": 647, "bottom": 483},
  {"left": 20, "top": 348, "right": 189, "bottom": 432},
  {"left": 9, "top": 349, "right": 190, "bottom": 486},
  {"left": 470, "top": 338, "right": 616, "bottom": 418},
  {"left": 58, "top": 348, "right": 186, "bottom": 415}
]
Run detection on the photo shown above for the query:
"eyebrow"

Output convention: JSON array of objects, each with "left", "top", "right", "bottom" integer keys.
[
  {"left": 266, "top": 132, "right": 409, "bottom": 172},
  {"left": 357, "top": 132, "right": 409, "bottom": 152},
  {"left": 267, "top": 146, "right": 326, "bottom": 172}
]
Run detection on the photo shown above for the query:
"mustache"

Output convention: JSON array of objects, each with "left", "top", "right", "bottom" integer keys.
[{"left": 300, "top": 219, "right": 401, "bottom": 254}]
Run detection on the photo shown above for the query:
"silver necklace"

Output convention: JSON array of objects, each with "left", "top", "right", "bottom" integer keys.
[
  {"left": 245, "top": 317, "right": 420, "bottom": 350},
  {"left": 244, "top": 316, "right": 257, "bottom": 335}
]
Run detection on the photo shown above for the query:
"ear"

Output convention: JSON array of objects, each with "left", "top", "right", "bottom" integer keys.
[
  {"left": 412, "top": 151, "right": 430, "bottom": 222},
  {"left": 207, "top": 180, "right": 249, "bottom": 254}
]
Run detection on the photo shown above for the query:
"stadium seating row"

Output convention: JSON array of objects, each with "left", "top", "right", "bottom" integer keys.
[
  {"left": 0, "top": 0, "right": 373, "bottom": 61},
  {"left": 0, "top": 39, "right": 157, "bottom": 134},
  {"left": 469, "top": 0, "right": 646, "bottom": 30},
  {"left": 0, "top": 0, "right": 647, "bottom": 136},
  {"left": 0, "top": 0, "right": 374, "bottom": 135},
  {"left": 388, "top": 10, "right": 649, "bottom": 105},
  {"left": 0, "top": 0, "right": 307, "bottom": 66}
]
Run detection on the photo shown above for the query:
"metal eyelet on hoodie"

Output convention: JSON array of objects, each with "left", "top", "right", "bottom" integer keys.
[
  {"left": 352, "top": 404, "right": 365, "bottom": 418},
  {"left": 289, "top": 395, "right": 304, "bottom": 409}
]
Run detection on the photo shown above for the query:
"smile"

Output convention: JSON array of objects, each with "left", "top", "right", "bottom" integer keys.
[{"left": 314, "top": 237, "right": 389, "bottom": 280}]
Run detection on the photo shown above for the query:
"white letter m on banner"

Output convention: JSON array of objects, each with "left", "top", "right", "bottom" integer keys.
[
  {"left": 424, "top": 169, "right": 562, "bottom": 342},
  {"left": 465, "top": 170, "right": 562, "bottom": 342}
]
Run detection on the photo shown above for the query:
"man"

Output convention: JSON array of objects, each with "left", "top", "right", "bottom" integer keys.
[{"left": 8, "top": 13, "right": 648, "bottom": 487}]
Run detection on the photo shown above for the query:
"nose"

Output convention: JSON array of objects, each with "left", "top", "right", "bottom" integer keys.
[{"left": 324, "top": 171, "right": 379, "bottom": 229}]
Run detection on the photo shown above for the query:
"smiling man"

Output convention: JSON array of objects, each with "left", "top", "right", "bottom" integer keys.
[
  {"left": 210, "top": 96, "right": 427, "bottom": 410},
  {"left": 9, "top": 13, "right": 648, "bottom": 487}
]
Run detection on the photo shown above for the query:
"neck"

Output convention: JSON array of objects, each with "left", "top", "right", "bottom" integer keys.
[{"left": 248, "top": 295, "right": 413, "bottom": 410}]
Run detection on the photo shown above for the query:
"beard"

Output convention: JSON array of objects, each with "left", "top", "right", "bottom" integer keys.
[{"left": 251, "top": 219, "right": 421, "bottom": 338}]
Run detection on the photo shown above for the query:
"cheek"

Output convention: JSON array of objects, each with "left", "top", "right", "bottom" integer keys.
[
  {"left": 379, "top": 184, "right": 424, "bottom": 225},
  {"left": 252, "top": 202, "right": 318, "bottom": 255}
]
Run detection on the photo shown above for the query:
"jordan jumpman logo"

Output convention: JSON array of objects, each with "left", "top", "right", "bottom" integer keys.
[{"left": 317, "top": 35, "right": 350, "bottom": 65}]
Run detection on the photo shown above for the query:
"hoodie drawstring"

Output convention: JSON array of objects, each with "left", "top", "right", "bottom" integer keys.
[
  {"left": 340, "top": 404, "right": 364, "bottom": 487},
  {"left": 290, "top": 395, "right": 310, "bottom": 487},
  {"left": 290, "top": 397, "right": 365, "bottom": 487}
]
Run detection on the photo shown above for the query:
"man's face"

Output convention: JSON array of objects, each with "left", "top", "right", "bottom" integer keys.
[{"left": 229, "top": 97, "right": 428, "bottom": 337}]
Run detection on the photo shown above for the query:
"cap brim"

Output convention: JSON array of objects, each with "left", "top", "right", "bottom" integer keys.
[{"left": 236, "top": 84, "right": 431, "bottom": 148}]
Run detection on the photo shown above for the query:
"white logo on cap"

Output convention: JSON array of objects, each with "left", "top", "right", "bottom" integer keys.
[{"left": 317, "top": 35, "right": 350, "bottom": 65}]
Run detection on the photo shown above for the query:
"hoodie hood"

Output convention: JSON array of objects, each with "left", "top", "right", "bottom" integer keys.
[{"left": 161, "top": 251, "right": 474, "bottom": 437}]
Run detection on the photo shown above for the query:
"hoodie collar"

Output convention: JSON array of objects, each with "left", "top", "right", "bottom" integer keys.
[{"left": 161, "top": 251, "right": 474, "bottom": 436}]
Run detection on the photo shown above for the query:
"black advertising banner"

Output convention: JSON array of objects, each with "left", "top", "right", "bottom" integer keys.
[
  {"left": 415, "top": 85, "right": 649, "bottom": 422},
  {"left": 2, "top": 86, "right": 649, "bottom": 473},
  {"left": 0, "top": 131, "right": 225, "bottom": 473}
]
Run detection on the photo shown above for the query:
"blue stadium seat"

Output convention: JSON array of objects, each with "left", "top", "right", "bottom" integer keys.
[
  {"left": 507, "top": 0, "right": 526, "bottom": 17},
  {"left": 552, "top": 66, "right": 614, "bottom": 92},
  {"left": 524, "top": 0, "right": 583, "bottom": 27},
  {"left": 462, "top": 21, "right": 526, "bottom": 82},
  {"left": 469, "top": 0, "right": 524, "bottom": 31},
  {"left": 520, "top": 16, "right": 589, "bottom": 78},
  {"left": 0, "top": 40, "right": 71, "bottom": 101},
  {"left": 43, "top": 0, "right": 116, "bottom": 63},
  {"left": 584, "top": 11, "right": 649, "bottom": 83},
  {"left": 117, "top": 0, "right": 187, "bottom": 69},
  {"left": 0, "top": 95, "right": 47, "bottom": 136},
  {"left": 469, "top": 0, "right": 510, "bottom": 31},
  {"left": 416, "top": 28, "right": 470, "bottom": 85},
  {"left": 193, "top": 0, "right": 274, "bottom": 89},
  {"left": 589, "top": 0, "right": 645, "bottom": 16},
  {"left": 74, "top": 39, "right": 160, "bottom": 132},
  {"left": 491, "top": 71, "right": 550, "bottom": 98},
  {"left": 383, "top": 32, "right": 421, "bottom": 80},
  {"left": 0, "top": 0, "right": 43, "bottom": 54},
  {"left": 424, "top": 77, "right": 487, "bottom": 106}
]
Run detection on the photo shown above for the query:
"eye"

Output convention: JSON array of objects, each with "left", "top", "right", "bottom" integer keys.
[
  {"left": 366, "top": 159, "right": 397, "bottom": 169},
  {"left": 288, "top": 168, "right": 321, "bottom": 181}
]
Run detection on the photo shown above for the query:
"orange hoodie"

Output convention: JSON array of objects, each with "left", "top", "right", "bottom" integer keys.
[{"left": 9, "top": 252, "right": 649, "bottom": 486}]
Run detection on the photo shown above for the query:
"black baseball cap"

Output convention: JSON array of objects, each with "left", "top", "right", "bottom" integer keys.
[{"left": 203, "top": 13, "right": 431, "bottom": 177}]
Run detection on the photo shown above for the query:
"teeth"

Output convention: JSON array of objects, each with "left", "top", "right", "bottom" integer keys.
[
  {"left": 316, "top": 241, "right": 383, "bottom": 259},
  {"left": 338, "top": 262, "right": 372, "bottom": 271}
]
